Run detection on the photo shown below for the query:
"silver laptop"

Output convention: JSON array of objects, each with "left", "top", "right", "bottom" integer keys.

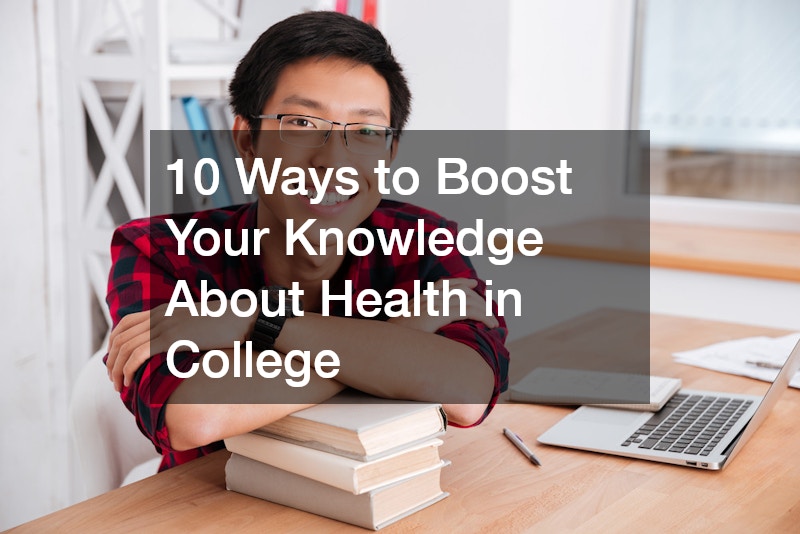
[{"left": 538, "top": 341, "right": 800, "bottom": 470}]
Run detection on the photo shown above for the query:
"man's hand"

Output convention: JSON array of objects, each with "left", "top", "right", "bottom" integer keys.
[
  {"left": 106, "top": 303, "right": 254, "bottom": 392},
  {"left": 387, "top": 278, "right": 499, "bottom": 333}
]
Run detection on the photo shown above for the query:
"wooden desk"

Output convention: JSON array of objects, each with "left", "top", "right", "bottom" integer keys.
[
  {"left": 535, "top": 218, "right": 800, "bottom": 282},
  {"left": 13, "top": 313, "right": 800, "bottom": 532}
]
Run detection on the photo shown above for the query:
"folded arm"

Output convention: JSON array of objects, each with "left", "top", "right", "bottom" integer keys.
[
  {"left": 108, "top": 279, "right": 505, "bottom": 450},
  {"left": 164, "top": 350, "right": 345, "bottom": 450}
]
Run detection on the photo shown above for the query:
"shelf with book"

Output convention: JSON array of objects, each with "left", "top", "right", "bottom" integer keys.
[
  {"left": 56, "top": 0, "right": 243, "bottom": 382},
  {"left": 57, "top": 0, "right": 389, "bottom": 376}
]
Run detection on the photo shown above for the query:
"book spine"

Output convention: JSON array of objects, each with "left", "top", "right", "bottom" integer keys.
[
  {"left": 204, "top": 100, "right": 249, "bottom": 205},
  {"left": 226, "top": 454, "right": 377, "bottom": 530},
  {"left": 224, "top": 433, "right": 357, "bottom": 493},
  {"left": 181, "top": 96, "right": 233, "bottom": 207},
  {"left": 362, "top": 0, "right": 377, "bottom": 25},
  {"left": 253, "top": 429, "right": 446, "bottom": 462},
  {"left": 347, "top": 0, "right": 363, "bottom": 20},
  {"left": 170, "top": 99, "right": 209, "bottom": 211}
]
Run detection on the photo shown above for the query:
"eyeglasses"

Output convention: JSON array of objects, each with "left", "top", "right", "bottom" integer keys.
[{"left": 255, "top": 114, "right": 396, "bottom": 155}]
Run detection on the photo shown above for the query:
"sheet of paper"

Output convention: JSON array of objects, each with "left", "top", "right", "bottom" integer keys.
[{"left": 673, "top": 333, "right": 800, "bottom": 388}]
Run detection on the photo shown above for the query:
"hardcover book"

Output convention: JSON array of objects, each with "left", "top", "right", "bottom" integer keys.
[
  {"left": 224, "top": 433, "right": 442, "bottom": 494},
  {"left": 225, "top": 453, "right": 449, "bottom": 530},
  {"left": 255, "top": 390, "right": 447, "bottom": 461}
]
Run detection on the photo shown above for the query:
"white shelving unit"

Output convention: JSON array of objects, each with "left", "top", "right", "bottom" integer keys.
[{"left": 56, "top": 0, "right": 240, "bottom": 379}]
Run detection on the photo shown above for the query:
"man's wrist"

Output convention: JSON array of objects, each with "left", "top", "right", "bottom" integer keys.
[{"left": 250, "top": 285, "right": 301, "bottom": 351}]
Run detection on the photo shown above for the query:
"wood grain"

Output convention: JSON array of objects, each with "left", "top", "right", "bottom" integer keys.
[
  {"left": 649, "top": 222, "right": 800, "bottom": 282},
  {"left": 528, "top": 218, "right": 800, "bottom": 282},
  {"left": 12, "top": 313, "right": 800, "bottom": 533}
]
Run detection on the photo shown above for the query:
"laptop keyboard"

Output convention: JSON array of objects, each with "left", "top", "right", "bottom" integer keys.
[{"left": 621, "top": 394, "right": 753, "bottom": 456}]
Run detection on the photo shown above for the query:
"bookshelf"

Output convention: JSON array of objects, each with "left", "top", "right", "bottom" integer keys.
[{"left": 56, "top": 0, "right": 241, "bottom": 378}]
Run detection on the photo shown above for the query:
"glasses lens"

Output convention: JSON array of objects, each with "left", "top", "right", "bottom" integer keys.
[
  {"left": 279, "top": 115, "right": 329, "bottom": 147},
  {"left": 345, "top": 124, "right": 393, "bottom": 154}
]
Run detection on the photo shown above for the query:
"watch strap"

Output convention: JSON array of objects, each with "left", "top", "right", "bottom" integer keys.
[
  {"left": 250, "top": 285, "right": 292, "bottom": 352},
  {"left": 250, "top": 312, "right": 286, "bottom": 352}
]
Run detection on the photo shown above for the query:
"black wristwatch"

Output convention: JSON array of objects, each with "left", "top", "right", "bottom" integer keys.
[{"left": 250, "top": 285, "right": 301, "bottom": 351}]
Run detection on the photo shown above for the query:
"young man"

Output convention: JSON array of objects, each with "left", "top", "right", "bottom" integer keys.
[{"left": 105, "top": 11, "right": 509, "bottom": 470}]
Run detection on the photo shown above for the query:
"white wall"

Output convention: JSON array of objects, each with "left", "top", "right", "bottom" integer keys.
[
  {"left": 507, "top": 0, "right": 635, "bottom": 131},
  {"left": 651, "top": 268, "right": 800, "bottom": 332},
  {"left": 0, "top": 0, "right": 68, "bottom": 529},
  {"left": 381, "top": 0, "right": 510, "bottom": 131}
]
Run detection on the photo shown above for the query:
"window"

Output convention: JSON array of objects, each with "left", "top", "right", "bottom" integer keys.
[{"left": 628, "top": 0, "right": 800, "bottom": 227}]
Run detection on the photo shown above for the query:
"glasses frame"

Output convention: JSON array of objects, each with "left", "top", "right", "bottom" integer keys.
[{"left": 255, "top": 113, "right": 397, "bottom": 154}]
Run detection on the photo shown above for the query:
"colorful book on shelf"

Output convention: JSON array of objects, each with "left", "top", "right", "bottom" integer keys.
[
  {"left": 170, "top": 98, "right": 211, "bottom": 211},
  {"left": 224, "top": 432, "right": 443, "bottom": 495},
  {"left": 362, "top": 0, "right": 377, "bottom": 25},
  {"left": 347, "top": 0, "right": 363, "bottom": 20},
  {"left": 202, "top": 99, "right": 250, "bottom": 205},
  {"left": 253, "top": 390, "right": 447, "bottom": 461},
  {"left": 226, "top": 453, "right": 449, "bottom": 531},
  {"left": 181, "top": 96, "right": 233, "bottom": 207}
]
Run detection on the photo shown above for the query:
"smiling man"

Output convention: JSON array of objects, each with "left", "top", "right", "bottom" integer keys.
[{"left": 105, "top": 11, "right": 509, "bottom": 471}]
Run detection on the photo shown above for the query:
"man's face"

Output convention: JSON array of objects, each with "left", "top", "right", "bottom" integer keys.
[{"left": 250, "top": 56, "right": 394, "bottom": 246}]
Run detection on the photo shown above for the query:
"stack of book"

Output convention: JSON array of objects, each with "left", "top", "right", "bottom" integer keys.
[{"left": 224, "top": 390, "right": 449, "bottom": 530}]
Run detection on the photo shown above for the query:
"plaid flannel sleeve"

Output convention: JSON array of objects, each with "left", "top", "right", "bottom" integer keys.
[{"left": 105, "top": 219, "right": 221, "bottom": 469}]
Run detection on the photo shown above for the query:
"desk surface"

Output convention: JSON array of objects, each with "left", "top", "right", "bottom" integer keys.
[{"left": 14, "top": 313, "right": 800, "bottom": 533}]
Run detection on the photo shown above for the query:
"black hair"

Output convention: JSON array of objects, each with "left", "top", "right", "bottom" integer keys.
[{"left": 229, "top": 11, "right": 411, "bottom": 139}]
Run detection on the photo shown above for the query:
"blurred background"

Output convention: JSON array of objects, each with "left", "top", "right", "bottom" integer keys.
[{"left": 1, "top": 0, "right": 798, "bottom": 528}]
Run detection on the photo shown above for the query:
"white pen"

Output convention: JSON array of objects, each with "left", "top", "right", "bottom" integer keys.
[{"left": 503, "top": 427, "right": 542, "bottom": 467}]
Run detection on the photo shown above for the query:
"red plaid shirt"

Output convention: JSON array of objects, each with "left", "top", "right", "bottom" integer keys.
[{"left": 106, "top": 200, "right": 509, "bottom": 470}]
